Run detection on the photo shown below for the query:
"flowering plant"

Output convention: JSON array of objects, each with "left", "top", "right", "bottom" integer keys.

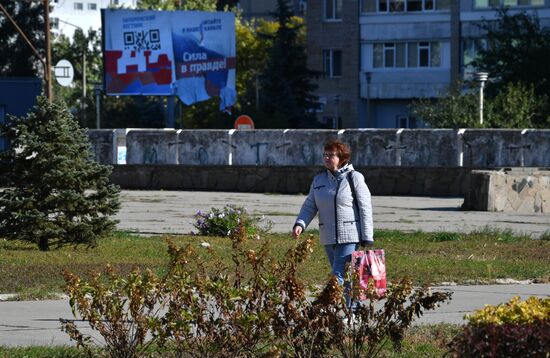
[{"left": 193, "top": 205, "right": 272, "bottom": 237}]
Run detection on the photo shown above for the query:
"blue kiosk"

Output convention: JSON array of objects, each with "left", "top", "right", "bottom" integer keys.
[{"left": 0, "top": 77, "right": 42, "bottom": 151}]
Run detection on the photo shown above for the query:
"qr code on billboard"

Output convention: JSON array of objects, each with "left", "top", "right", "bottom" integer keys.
[{"left": 123, "top": 29, "right": 161, "bottom": 51}]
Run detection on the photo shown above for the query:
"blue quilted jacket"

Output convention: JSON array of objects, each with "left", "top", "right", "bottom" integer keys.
[{"left": 294, "top": 164, "right": 374, "bottom": 245}]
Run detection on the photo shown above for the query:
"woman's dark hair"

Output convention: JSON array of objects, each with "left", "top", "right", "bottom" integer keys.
[{"left": 324, "top": 140, "right": 351, "bottom": 167}]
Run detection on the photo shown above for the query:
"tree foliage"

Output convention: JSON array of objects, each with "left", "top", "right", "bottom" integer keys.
[
  {"left": 473, "top": 8, "right": 550, "bottom": 100},
  {"left": 259, "top": 0, "right": 319, "bottom": 128},
  {"left": 52, "top": 29, "right": 102, "bottom": 127},
  {"left": 413, "top": 8, "right": 550, "bottom": 129},
  {"left": 0, "top": 0, "right": 45, "bottom": 77},
  {"left": 412, "top": 82, "right": 480, "bottom": 128},
  {"left": 137, "top": 0, "right": 216, "bottom": 10},
  {"left": 412, "top": 81, "right": 549, "bottom": 128},
  {"left": 0, "top": 97, "right": 120, "bottom": 251}
]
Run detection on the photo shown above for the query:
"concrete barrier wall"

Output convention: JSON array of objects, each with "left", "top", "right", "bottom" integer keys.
[
  {"left": 89, "top": 129, "right": 550, "bottom": 168},
  {"left": 126, "top": 129, "right": 179, "bottom": 164},
  {"left": 462, "top": 129, "right": 524, "bottom": 167},
  {"left": 178, "top": 130, "right": 231, "bottom": 165},
  {"left": 88, "top": 129, "right": 117, "bottom": 164},
  {"left": 110, "top": 165, "right": 473, "bottom": 196}
]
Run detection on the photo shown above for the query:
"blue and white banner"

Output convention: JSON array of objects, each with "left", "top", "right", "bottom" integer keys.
[{"left": 103, "top": 9, "right": 236, "bottom": 110}]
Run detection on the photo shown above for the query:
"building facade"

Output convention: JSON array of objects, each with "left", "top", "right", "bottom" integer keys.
[
  {"left": 307, "top": 0, "right": 550, "bottom": 128},
  {"left": 50, "top": 0, "right": 137, "bottom": 38},
  {"left": 237, "top": 0, "right": 307, "bottom": 20},
  {"left": 50, "top": 0, "right": 305, "bottom": 38}
]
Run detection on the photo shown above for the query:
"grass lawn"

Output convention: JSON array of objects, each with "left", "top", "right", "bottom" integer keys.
[{"left": 1, "top": 229, "right": 549, "bottom": 299}]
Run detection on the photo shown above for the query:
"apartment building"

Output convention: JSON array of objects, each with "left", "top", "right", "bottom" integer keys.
[
  {"left": 50, "top": 0, "right": 137, "bottom": 38},
  {"left": 237, "top": 0, "right": 307, "bottom": 20},
  {"left": 307, "top": 0, "right": 550, "bottom": 128}
]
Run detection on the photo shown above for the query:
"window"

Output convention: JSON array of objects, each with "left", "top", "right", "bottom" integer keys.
[
  {"left": 462, "top": 38, "right": 487, "bottom": 74},
  {"left": 397, "top": 116, "right": 417, "bottom": 128},
  {"left": 299, "top": 0, "right": 307, "bottom": 14},
  {"left": 323, "top": 49, "right": 342, "bottom": 77},
  {"left": 110, "top": 0, "right": 120, "bottom": 5},
  {"left": 384, "top": 43, "right": 395, "bottom": 67},
  {"left": 88, "top": 2, "right": 97, "bottom": 10},
  {"left": 74, "top": 2, "right": 83, "bottom": 10},
  {"left": 363, "top": 0, "right": 449, "bottom": 12},
  {"left": 374, "top": 42, "right": 441, "bottom": 68},
  {"left": 475, "top": 0, "right": 543, "bottom": 7},
  {"left": 324, "top": 0, "right": 342, "bottom": 20},
  {"left": 418, "top": 42, "right": 430, "bottom": 67},
  {"left": 50, "top": 17, "right": 59, "bottom": 30}
]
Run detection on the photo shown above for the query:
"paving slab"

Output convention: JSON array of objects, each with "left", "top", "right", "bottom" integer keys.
[{"left": 115, "top": 191, "right": 550, "bottom": 237}]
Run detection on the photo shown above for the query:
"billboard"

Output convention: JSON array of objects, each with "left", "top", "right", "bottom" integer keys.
[{"left": 102, "top": 9, "right": 236, "bottom": 110}]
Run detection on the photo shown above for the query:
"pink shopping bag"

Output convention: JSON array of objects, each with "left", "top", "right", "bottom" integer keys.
[{"left": 351, "top": 249, "right": 386, "bottom": 299}]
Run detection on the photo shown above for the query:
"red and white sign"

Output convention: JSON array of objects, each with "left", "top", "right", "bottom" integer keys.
[{"left": 234, "top": 115, "right": 254, "bottom": 130}]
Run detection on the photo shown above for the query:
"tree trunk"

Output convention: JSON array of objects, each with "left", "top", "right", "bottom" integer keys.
[{"left": 38, "top": 237, "right": 49, "bottom": 251}]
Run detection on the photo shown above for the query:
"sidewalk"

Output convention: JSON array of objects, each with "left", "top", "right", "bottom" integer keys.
[
  {"left": 1, "top": 284, "right": 549, "bottom": 347},
  {"left": 1, "top": 190, "right": 549, "bottom": 347}
]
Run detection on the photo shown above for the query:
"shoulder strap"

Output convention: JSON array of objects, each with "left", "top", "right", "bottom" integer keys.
[{"left": 347, "top": 171, "right": 358, "bottom": 213}]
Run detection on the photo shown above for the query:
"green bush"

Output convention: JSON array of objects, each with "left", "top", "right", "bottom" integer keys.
[
  {"left": 449, "top": 296, "right": 550, "bottom": 357},
  {"left": 192, "top": 205, "right": 272, "bottom": 238}
]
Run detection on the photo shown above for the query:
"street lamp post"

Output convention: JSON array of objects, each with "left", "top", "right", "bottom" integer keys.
[
  {"left": 93, "top": 83, "right": 102, "bottom": 129},
  {"left": 474, "top": 72, "right": 489, "bottom": 126}
]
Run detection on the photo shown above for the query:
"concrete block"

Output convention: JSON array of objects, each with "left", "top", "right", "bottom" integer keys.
[
  {"left": 522, "top": 129, "right": 550, "bottom": 167},
  {"left": 341, "top": 129, "right": 396, "bottom": 166},
  {"left": 462, "top": 129, "right": 523, "bottom": 167},
  {"left": 463, "top": 169, "right": 550, "bottom": 212},
  {"left": 400, "top": 129, "right": 458, "bottom": 167},
  {"left": 231, "top": 130, "right": 338, "bottom": 166},
  {"left": 126, "top": 130, "right": 178, "bottom": 164},
  {"left": 88, "top": 129, "right": 116, "bottom": 164},
  {"left": 178, "top": 130, "right": 230, "bottom": 165}
]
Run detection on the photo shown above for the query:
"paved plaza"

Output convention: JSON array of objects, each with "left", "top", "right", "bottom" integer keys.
[{"left": 115, "top": 190, "right": 550, "bottom": 237}]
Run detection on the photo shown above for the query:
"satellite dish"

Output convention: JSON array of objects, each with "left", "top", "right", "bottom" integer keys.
[{"left": 54, "top": 59, "right": 74, "bottom": 87}]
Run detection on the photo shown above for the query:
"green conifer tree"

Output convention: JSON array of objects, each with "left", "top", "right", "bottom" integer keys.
[
  {"left": 259, "top": 0, "right": 319, "bottom": 128},
  {"left": 0, "top": 97, "right": 120, "bottom": 251}
]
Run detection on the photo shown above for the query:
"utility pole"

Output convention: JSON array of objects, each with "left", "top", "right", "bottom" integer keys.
[{"left": 44, "top": 0, "right": 53, "bottom": 101}]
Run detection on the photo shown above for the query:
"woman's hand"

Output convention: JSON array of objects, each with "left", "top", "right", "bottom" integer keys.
[{"left": 292, "top": 225, "right": 303, "bottom": 238}]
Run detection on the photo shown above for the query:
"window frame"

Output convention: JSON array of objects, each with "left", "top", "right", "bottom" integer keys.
[
  {"left": 324, "top": 0, "right": 343, "bottom": 21},
  {"left": 474, "top": 0, "right": 544, "bottom": 7},
  {"left": 50, "top": 17, "right": 59, "bottom": 29},
  {"left": 367, "top": 0, "right": 447, "bottom": 12},
  {"left": 397, "top": 115, "right": 417, "bottom": 129},
  {"left": 373, "top": 41, "right": 442, "bottom": 69},
  {"left": 323, "top": 49, "right": 343, "bottom": 78}
]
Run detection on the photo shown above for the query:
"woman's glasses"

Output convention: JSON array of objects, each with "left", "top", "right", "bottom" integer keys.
[{"left": 323, "top": 152, "right": 338, "bottom": 158}]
